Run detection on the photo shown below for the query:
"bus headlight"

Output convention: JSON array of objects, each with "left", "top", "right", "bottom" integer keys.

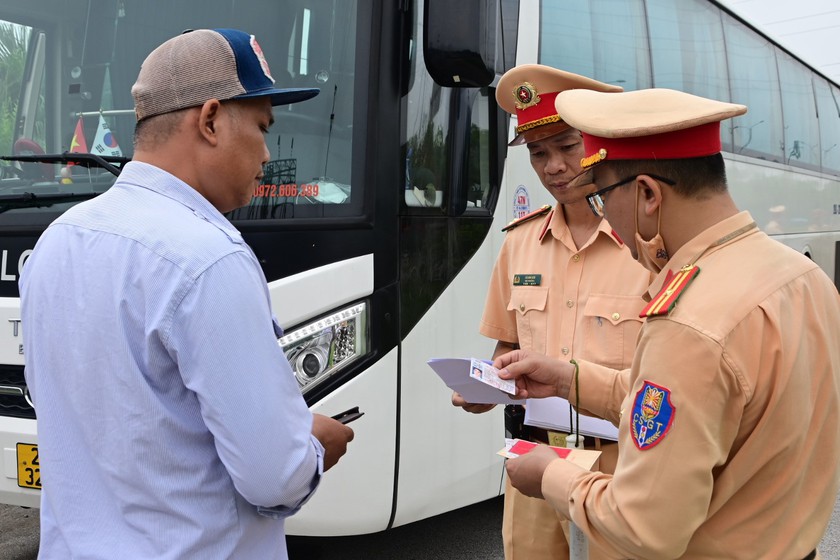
[{"left": 278, "top": 302, "right": 368, "bottom": 393}]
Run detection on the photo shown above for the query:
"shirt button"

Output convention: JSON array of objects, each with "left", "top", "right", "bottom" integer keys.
[
  {"left": 612, "top": 312, "right": 621, "bottom": 321},
  {"left": 566, "top": 300, "right": 574, "bottom": 308},
  {"left": 519, "top": 304, "right": 525, "bottom": 312},
  {"left": 562, "top": 347, "right": 569, "bottom": 355},
  {"left": 572, "top": 254, "right": 581, "bottom": 262}
]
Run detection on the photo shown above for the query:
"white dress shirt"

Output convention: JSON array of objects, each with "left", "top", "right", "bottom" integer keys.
[{"left": 21, "top": 161, "right": 323, "bottom": 559}]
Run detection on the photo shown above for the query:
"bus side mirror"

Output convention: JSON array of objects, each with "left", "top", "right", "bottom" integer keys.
[{"left": 423, "top": 0, "right": 498, "bottom": 88}]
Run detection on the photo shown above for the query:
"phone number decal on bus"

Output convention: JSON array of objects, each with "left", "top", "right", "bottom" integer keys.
[{"left": 254, "top": 183, "right": 320, "bottom": 198}]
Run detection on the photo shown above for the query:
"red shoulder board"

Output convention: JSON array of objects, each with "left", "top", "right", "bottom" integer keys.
[
  {"left": 502, "top": 205, "right": 552, "bottom": 232},
  {"left": 639, "top": 265, "right": 700, "bottom": 318}
]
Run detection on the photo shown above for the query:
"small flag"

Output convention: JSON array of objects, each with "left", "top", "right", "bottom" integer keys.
[
  {"left": 67, "top": 117, "right": 88, "bottom": 166},
  {"left": 91, "top": 114, "right": 122, "bottom": 157}
]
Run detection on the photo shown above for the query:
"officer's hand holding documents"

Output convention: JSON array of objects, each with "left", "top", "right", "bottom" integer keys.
[{"left": 428, "top": 358, "right": 519, "bottom": 404}]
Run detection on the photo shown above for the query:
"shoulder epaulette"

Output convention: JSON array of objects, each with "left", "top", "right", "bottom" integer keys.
[
  {"left": 502, "top": 204, "right": 552, "bottom": 232},
  {"left": 639, "top": 265, "right": 700, "bottom": 318}
]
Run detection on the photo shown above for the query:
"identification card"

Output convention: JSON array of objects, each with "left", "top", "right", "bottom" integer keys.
[{"left": 469, "top": 358, "right": 516, "bottom": 395}]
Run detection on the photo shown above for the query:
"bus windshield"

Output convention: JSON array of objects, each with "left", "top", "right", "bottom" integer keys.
[{"left": 0, "top": 0, "right": 360, "bottom": 226}]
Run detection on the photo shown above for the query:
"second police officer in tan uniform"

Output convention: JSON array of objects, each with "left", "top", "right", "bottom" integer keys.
[
  {"left": 452, "top": 64, "right": 651, "bottom": 559},
  {"left": 499, "top": 88, "right": 840, "bottom": 559}
]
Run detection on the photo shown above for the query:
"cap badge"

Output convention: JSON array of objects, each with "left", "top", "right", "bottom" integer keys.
[
  {"left": 250, "top": 35, "right": 275, "bottom": 84},
  {"left": 631, "top": 381, "right": 675, "bottom": 450},
  {"left": 513, "top": 82, "right": 541, "bottom": 110},
  {"left": 580, "top": 148, "right": 608, "bottom": 170}
]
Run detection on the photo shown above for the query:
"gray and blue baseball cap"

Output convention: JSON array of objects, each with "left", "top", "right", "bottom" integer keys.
[{"left": 131, "top": 28, "right": 319, "bottom": 121}]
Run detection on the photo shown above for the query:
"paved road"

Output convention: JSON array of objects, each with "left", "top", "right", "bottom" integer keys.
[
  {"left": 0, "top": 497, "right": 506, "bottom": 560},
  {"left": 2, "top": 494, "right": 839, "bottom": 559},
  {"left": 0, "top": 504, "right": 38, "bottom": 560}
]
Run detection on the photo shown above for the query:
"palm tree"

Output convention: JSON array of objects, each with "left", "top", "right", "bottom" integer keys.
[{"left": 0, "top": 22, "right": 30, "bottom": 159}]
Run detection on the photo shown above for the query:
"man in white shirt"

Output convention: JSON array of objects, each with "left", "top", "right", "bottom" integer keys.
[{"left": 21, "top": 28, "right": 354, "bottom": 559}]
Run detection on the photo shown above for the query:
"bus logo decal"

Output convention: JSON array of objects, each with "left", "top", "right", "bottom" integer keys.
[{"left": 512, "top": 186, "right": 531, "bottom": 219}]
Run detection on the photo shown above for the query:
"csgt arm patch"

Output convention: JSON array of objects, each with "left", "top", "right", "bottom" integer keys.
[{"left": 631, "top": 381, "right": 675, "bottom": 450}]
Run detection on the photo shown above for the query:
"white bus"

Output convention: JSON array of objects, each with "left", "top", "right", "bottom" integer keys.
[
  {"left": 0, "top": 0, "right": 523, "bottom": 536},
  {"left": 0, "top": 0, "right": 837, "bottom": 540},
  {"left": 521, "top": 0, "right": 840, "bottom": 280}
]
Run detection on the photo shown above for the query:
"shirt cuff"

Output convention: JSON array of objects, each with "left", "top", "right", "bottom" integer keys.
[
  {"left": 257, "top": 435, "right": 325, "bottom": 519},
  {"left": 541, "top": 455, "right": 586, "bottom": 519}
]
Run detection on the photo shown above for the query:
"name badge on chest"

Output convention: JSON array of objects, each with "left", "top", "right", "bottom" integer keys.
[{"left": 513, "top": 274, "right": 541, "bottom": 286}]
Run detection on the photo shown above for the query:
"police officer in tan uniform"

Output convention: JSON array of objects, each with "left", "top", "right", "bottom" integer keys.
[
  {"left": 452, "top": 65, "right": 651, "bottom": 559},
  {"left": 497, "top": 88, "right": 840, "bottom": 560}
]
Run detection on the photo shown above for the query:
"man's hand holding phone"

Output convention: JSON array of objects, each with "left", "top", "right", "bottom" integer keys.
[{"left": 312, "top": 411, "right": 356, "bottom": 471}]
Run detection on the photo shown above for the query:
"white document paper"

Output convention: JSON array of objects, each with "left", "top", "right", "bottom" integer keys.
[
  {"left": 525, "top": 396, "right": 619, "bottom": 440},
  {"left": 427, "top": 358, "right": 520, "bottom": 405}
]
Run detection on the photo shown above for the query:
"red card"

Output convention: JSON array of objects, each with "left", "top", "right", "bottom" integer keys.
[{"left": 508, "top": 439, "right": 571, "bottom": 458}]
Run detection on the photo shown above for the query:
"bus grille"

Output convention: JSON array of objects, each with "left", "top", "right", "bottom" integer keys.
[{"left": 0, "top": 365, "right": 35, "bottom": 420}]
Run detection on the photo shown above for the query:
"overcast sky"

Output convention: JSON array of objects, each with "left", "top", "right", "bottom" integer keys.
[{"left": 718, "top": 0, "right": 840, "bottom": 84}]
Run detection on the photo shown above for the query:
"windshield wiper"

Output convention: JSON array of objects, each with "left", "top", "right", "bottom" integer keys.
[
  {"left": 1, "top": 152, "right": 130, "bottom": 177},
  {"left": 0, "top": 191, "right": 100, "bottom": 214}
]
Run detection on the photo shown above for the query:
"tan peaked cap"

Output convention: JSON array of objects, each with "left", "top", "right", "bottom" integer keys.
[
  {"left": 496, "top": 64, "right": 622, "bottom": 145},
  {"left": 554, "top": 88, "right": 747, "bottom": 168},
  {"left": 554, "top": 88, "right": 746, "bottom": 139}
]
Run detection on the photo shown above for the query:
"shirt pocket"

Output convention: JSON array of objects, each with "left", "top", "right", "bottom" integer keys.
[
  {"left": 580, "top": 294, "right": 645, "bottom": 369},
  {"left": 507, "top": 287, "right": 549, "bottom": 353}
]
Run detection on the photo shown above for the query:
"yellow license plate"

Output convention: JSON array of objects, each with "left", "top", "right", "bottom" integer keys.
[{"left": 16, "top": 443, "right": 41, "bottom": 489}]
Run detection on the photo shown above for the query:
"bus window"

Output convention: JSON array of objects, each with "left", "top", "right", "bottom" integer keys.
[
  {"left": 227, "top": 1, "right": 358, "bottom": 220},
  {"left": 645, "top": 0, "right": 732, "bottom": 149},
  {"left": 402, "top": 72, "right": 498, "bottom": 213},
  {"left": 404, "top": 93, "right": 448, "bottom": 209},
  {"left": 466, "top": 89, "right": 494, "bottom": 211},
  {"left": 814, "top": 78, "right": 840, "bottom": 176},
  {"left": 776, "top": 50, "right": 820, "bottom": 170},
  {"left": 0, "top": 22, "right": 47, "bottom": 181},
  {"left": 403, "top": 0, "right": 449, "bottom": 210},
  {"left": 723, "top": 13, "right": 784, "bottom": 163},
  {"left": 0, "top": 1, "right": 364, "bottom": 226},
  {"left": 540, "top": 0, "right": 651, "bottom": 91},
  {"left": 496, "top": 0, "right": 520, "bottom": 76}
]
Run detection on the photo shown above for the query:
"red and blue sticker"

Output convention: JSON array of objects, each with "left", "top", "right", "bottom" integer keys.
[{"left": 631, "top": 381, "right": 675, "bottom": 450}]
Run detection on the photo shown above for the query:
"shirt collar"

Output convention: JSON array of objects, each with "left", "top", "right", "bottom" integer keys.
[
  {"left": 539, "top": 204, "right": 623, "bottom": 250},
  {"left": 646, "top": 211, "right": 756, "bottom": 299},
  {"left": 116, "top": 161, "right": 244, "bottom": 244}
]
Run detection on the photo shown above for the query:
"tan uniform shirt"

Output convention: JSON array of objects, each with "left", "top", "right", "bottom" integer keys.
[
  {"left": 543, "top": 211, "right": 840, "bottom": 559},
  {"left": 480, "top": 206, "right": 649, "bottom": 368},
  {"left": 483, "top": 205, "right": 650, "bottom": 560}
]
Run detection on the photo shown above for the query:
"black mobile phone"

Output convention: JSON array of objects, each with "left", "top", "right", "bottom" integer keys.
[{"left": 331, "top": 406, "right": 364, "bottom": 425}]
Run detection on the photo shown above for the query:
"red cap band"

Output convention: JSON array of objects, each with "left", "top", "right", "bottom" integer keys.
[
  {"left": 516, "top": 91, "right": 561, "bottom": 134},
  {"left": 581, "top": 121, "right": 721, "bottom": 162}
]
